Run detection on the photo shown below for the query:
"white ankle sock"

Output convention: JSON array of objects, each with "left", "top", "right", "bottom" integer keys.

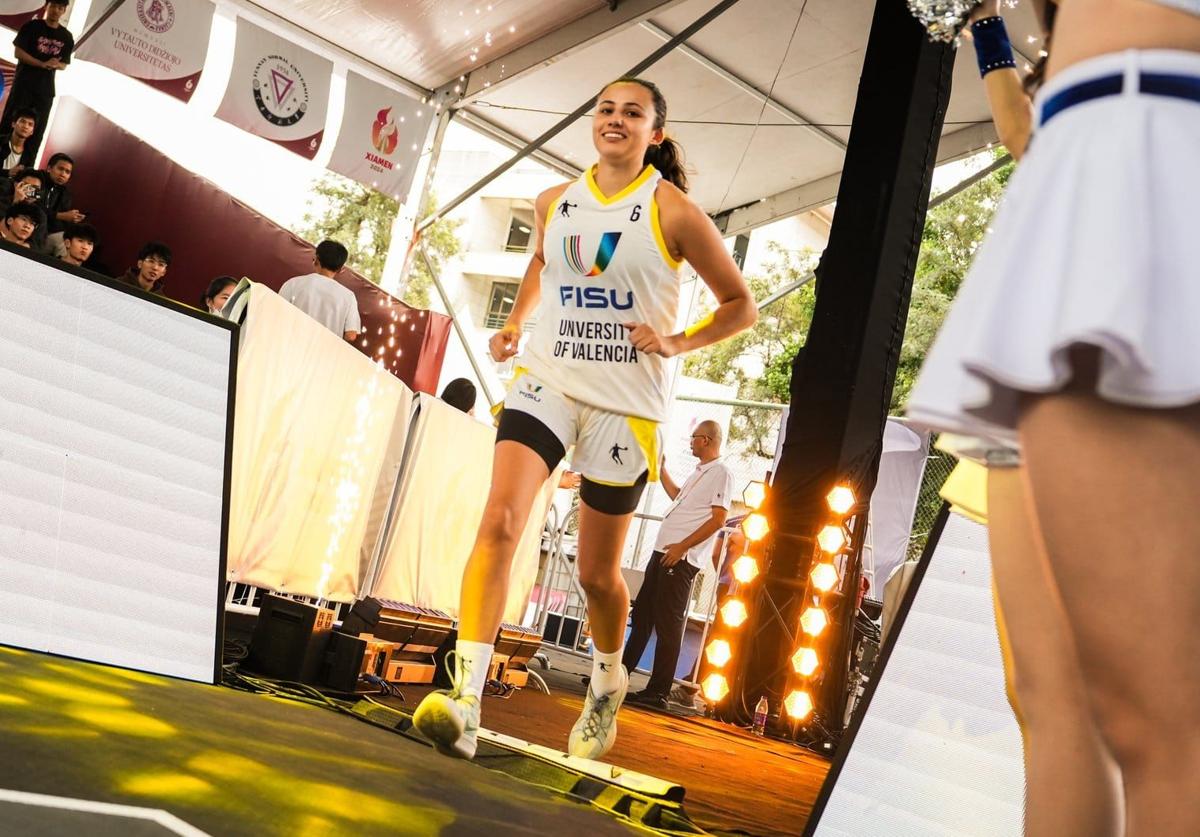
[
  {"left": 454, "top": 639, "right": 493, "bottom": 701},
  {"left": 590, "top": 647, "right": 624, "bottom": 695}
]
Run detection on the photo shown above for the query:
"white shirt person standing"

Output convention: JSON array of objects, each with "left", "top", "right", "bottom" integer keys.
[
  {"left": 622, "top": 419, "right": 735, "bottom": 708},
  {"left": 279, "top": 239, "right": 362, "bottom": 342}
]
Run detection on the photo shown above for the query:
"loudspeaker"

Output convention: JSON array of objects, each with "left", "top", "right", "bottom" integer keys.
[
  {"left": 319, "top": 631, "right": 396, "bottom": 693},
  {"left": 246, "top": 595, "right": 334, "bottom": 683}
]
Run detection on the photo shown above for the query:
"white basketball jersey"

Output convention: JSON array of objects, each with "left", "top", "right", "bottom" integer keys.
[{"left": 522, "top": 165, "right": 682, "bottom": 421}]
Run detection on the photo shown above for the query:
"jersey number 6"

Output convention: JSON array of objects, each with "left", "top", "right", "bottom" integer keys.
[{"left": 630, "top": 204, "right": 642, "bottom": 222}]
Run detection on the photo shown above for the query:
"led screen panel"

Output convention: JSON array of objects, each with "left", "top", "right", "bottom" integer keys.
[
  {"left": 809, "top": 508, "right": 1024, "bottom": 836},
  {"left": 0, "top": 250, "right": 234, "bottom": 683}
]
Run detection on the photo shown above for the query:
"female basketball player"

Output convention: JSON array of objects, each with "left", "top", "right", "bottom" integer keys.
[
  {"left": 910, "top": 2, "right": 1200, "bottom": 833},
  {"left": 415, "top": 78, "right": 756, "bottom": 761}
]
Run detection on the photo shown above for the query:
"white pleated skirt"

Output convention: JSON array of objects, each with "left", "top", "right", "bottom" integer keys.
[{"left": 907, "top": 49, "right": 1200, "bottom": 448}]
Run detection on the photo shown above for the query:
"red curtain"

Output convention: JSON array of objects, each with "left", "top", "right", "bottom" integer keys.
[{"left": 41, "top": 97, "right": 449, "bottom": 393}]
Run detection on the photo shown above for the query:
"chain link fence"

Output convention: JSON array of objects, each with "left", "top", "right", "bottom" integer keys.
[{"left": 905, "top": 435, "right": 958, "bottom": 561}]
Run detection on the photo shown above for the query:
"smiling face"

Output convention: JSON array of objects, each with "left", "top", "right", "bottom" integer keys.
[{"left": 592, "top": 81, "right": 663, "bottom": 165}]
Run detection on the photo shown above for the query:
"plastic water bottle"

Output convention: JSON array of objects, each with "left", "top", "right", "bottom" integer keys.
[{"left": 752, "top": 696, "right": 769, "bottom": 736}]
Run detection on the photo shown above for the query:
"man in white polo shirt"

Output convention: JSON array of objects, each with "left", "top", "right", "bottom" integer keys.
[
  {"left": 623, "top": 420, "right": 735, "bottom": 709},
  {"left": 279, "top": 239, "right": 362, "bottom": 342}
]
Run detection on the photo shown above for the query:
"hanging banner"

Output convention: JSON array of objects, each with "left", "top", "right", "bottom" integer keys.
[
  {"left": 328, "top": 71, "right": 432, "bottom": 198},
  {"left": 215, "top": 18, "right": 331, "bottom": 159},
  {"left": 75, "top": 0, "right": 215, "bottom": 102},
  {"left": 0, "top": 1, "right": 44, "bottom": 31}
]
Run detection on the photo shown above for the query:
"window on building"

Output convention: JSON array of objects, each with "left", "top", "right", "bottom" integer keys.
[
  {"left": 505, "top": 208, "right": 535, "bottom": 253},
  {"left": 485, "top": 281, "right": 521, "bottom": 329}
]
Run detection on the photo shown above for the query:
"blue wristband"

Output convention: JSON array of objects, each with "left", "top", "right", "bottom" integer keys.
[{"left": 972, "top": 16, "right": 1016, "bottom": 77}]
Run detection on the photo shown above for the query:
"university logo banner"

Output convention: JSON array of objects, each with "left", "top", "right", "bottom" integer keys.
[
  {"left": 76, "top": 0, "right": 215, "bottom": 102},
  {"left": 215, "top": 18, "right": 331, "bottom": 159},
  {"left": 327, "top": 71, "right": 432, "bottom": 198},
  {"left": 0, "top": 0, "right": 47, "bottom": 30}
]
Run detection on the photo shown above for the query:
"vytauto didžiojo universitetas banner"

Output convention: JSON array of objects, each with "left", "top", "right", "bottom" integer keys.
[
  {"left": 215, "top": 17, "right": 331, "bottom": 159},
  {"left": 75, "top": 0, "right": 216, "bottom": 102},
  {"left": 327, "top": 70, "right": 432, "bottom": 198}
]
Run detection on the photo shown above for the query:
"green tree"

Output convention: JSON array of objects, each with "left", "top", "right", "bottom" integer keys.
[
  {"left": 683, "top": 246, "right": 819, "bottom": 457},
  {"left": 403, "top": 196, "right": 464, "bottom": 310},
  {"left": 683, "top": 152, "right": 1013, "bottom": 439},
  {"left": 891, "top": 155, "right": 1014, "bottom": 410},
  {"left": 298, "top": 174, "right": 461, "bottom": 309}
]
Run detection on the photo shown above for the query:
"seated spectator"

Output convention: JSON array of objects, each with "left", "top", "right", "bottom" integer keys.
[
  {"left": 279, "top": 240, "right": 361, "bottom": 341},
  {"left": 440, "top": 378, "right": 477, "bottom": 415},
  {"left": 116, "top": 241, "right": 171, "bottom": 295},
  {"left": 0, "top": 108, "right": 37, "bottom": 176},
  {"left": 59, "top": 221, "right": 96, "bottom": 267},
  {"left": 202, "top": 275, "right": 237, "bottom": 316},
  {"left": 0, "top": 201, "right": 44, "bottom": 248},
  {"left": 0, "top": 168, "right": 44, "bottom": 215},
  {"left": 41, "top": 152, "right": 82, "bottom": 244}
]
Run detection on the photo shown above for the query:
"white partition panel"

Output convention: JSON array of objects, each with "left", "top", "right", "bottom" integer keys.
[
  {"left": 0, "top": 251, "right": 234, "bottom": 682},
  {"left": 811, "top": 510, "right": 1024, "bottom": 836},
  {"left": 371, "top": 394, "right": 558, "bottom": 624},
  {"left": 226, "top": 285, "right": 410, "bottom": 602}
]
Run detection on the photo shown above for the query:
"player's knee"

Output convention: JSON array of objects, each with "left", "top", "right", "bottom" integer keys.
[{"left": 477, "top": 501, "right": 524, "bottom": 548}]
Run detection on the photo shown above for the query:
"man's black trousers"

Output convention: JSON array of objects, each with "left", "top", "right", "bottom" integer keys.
[{"left": 621, "top": 550, "right": 700, "bottom": 697}]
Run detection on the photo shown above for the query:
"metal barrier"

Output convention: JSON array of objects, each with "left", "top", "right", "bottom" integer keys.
[{"left": 528, "top": 505, "right": 739, "bottom": 692}]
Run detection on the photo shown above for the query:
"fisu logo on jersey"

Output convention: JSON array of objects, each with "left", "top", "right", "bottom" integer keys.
[{"left": 563, "top": 232, "right": 621, "bottom": 277}]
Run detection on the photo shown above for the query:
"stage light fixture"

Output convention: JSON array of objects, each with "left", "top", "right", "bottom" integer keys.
[
  {"left": 817, "top": 525, "right": 846, "bottom": 554},
  {"left": 702, "top": 673, "right": 730, "bottom": 702},
  {"left": 705, "top": 639, "right": 733, "bottom": 668},
  {"left": 784, "top": 689, "right": 814, "bottom": 720},
  {"left": 732, "top": 555, "right": 759, "bottom": 584},
  {"left": 826, "top": 485, "right": 856, "bottom": 516},
  {"left": 800, "top": 607, "right": 828, "bottom": 637},
  {"left": 811, "top": 562, "right": 839, "bottom": 593},
  {"left": 742, "top": 481, "right": 767, "bottom": 510},
  {"left": 720, "top": 599, "right": 749, "bottom": 628},
  {"left": 742, "top": 513, "right": 770, "bottom": 542},
  {"left": 791, "top": 647, "right": 819, "bottom": 677}
]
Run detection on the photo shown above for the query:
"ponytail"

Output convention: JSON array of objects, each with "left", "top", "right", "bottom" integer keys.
[
  {"left": 1023, "top": 2, "right": 1057, "bottom": 95},
  {"left": 601, "top": 76, "right": 690, "bottom": 193},
  {"left": 645, "top": 136, "right": 689, "bottom": 193}
]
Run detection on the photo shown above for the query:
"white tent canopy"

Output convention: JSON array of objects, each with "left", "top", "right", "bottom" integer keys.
[{"left": 247, "top": 0, "right": 1042, "bottom": 234}]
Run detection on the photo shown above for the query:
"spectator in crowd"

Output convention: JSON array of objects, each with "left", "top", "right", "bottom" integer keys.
[
  {"left": 116, "top": 241, "right": 171, "bottom": 295},
  {"left": 3, "top": 0, "right": 73, "bottom": 154},
  {"left": 622, "top": 421, "right": 735, "bottom": 710},
  {"left": 0, "top": 108, "right": 38, "bottom": 175},
  {"left": 279, "top": 240, "right": 361, "bottom": 341},
  {"left": 202, "top": 275, "right": 237, "bottom": 316},
  {"left": 440, "top": 378, "right": 477, "bottom": 415},
  {"left": 0, "top": 168, "right": 44, "bottom": 216},
  {"left": 0, "top": 201, "right": 44, "bottom": 248},
  {"left": 58, "top": 221, "right": 95, "bottom": 267},
  {"left": 40, "top": 152, "right": 82, "bottom": 251}
]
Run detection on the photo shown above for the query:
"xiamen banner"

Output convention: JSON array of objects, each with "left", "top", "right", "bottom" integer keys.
[
  {"left": 76, "top": 0, "right": 215, "bottom": 102},
  {"left": 328, "top": 71, "right": 432, "bottom": 197},
  {"left": 215, "top": 18, "right": 331, "bottom": 159}
]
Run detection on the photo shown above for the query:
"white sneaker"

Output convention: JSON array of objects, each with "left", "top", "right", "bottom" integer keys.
[
  {"left": 413, "top": 653, "right": 481, "bottom": 760},
  {"left": 568, "top": 665, "right": 628, "bottom": 760}
]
